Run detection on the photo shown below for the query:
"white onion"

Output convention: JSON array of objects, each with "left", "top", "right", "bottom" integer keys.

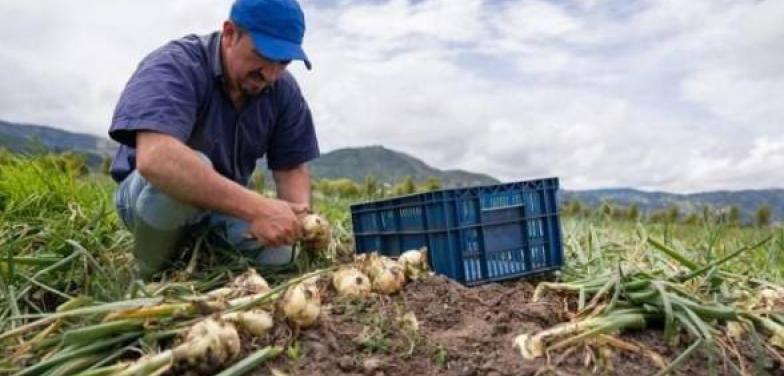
[
  {"left": 514, "top": 333, "right": 544, "bottom": 360},
  {"left": 302, "top": 214, "right": 331, "bottom": 243},
  {"left": 230, "top": 268, "right": 270, "bottom": 295},
  {"left": 355, "top": 253, "right": 386, "bottom": 278},
  {"left": 205, "top": 287, "right": 235, "bottom": 300},
  {"left": 398, "top": 247, "right": 429, "bottom": 280},
  {"left": 223, "top": 310, "right": 274, "bottom": 336},
  {"left": 332, "top": 267, "right": 372, "bottom": 298},
  {"left": 371, "top": 262, "right": 406, "bottom": 294},
  {"left": 175, "top": 318, "right": 241, "bottom": 373},
  {"left": 281, "top": 277, "right": 322, "bottom": 327},
  {"left": 355, "top": 253, "right": 407, "bottom": 294}
]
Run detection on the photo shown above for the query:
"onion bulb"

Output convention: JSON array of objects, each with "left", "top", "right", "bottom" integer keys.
[
  {"left": 118, "top": 318, "right": 241, "bottom": 375},
  {"left": 332, "top": 267, "right": 372, "bottom": 297},
  {"left": 759, "top": 288, "right": 784, "bottom": 310},
  {"left": 222, "top": 310, "right": 274, "bottom": 337},
  {"left": 371, "top": 261, "right": 406, "bottom": 294},
  {"left": 205, "top": 287, "right": 235, "bottom": 300},
  {"left": 281, "top": 277, "right": 322, "bottom": 327},
  {"left": 355, "top": 253, "right": 407, "bottom": 294},
  {"left": 301, "top": 214, "right": 332, "bottom": 251},
  {"left": 175, "top": 318, "right": 241, "bottom": 373},
  {"left": 230, "top": 268, "right": 270, "bottom": 295},
  {"left": 355, "top": 253, "right": 385, "bottom": 278},
  {"left": 398, "top": 247, "right": 429, "bottom": 280},
  {"left": 514, "top": 333, "right": 543, "bottom": 360}
]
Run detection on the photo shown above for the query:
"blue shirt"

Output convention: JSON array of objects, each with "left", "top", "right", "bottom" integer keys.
[{"left": 108, "top": 32, "right": 319, "bottom": 185}]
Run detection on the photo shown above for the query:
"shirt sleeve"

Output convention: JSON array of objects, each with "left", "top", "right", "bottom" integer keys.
[
  {"left": 108, "top": 45, "right": 202, "bottom": 148},
  {"left": 266, "top": 74, "right": 320, "bottom": 170}
]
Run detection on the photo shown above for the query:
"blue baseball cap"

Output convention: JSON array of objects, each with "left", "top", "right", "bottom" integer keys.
[{"left": 230, "top": 0, "right": 311, "bottom": 70}]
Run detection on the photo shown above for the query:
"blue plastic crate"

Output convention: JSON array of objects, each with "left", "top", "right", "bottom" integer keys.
[{"left": 350, "top": 177, "right": 564, "bottom": 285}]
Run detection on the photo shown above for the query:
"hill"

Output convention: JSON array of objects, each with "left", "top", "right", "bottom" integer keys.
[
  {"left": 0, "top": 120, "right": 498, "bottom": 187},
  {"left": 0, "top": 120, "right": 116, "bottom": 166},
  {"left": 308, "top": 146, "right": 499, "bottom": 187},
  {"left": 1, "top": 119, "right": 780, "bottom": 222}
]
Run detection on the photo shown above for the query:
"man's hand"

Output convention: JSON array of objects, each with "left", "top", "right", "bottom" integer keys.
[
  {"left": 288, "top": 202, "right": 312, "bottom": 220},
  {"left": 247, "top": 198, "right": 303, "bottom": 246}
]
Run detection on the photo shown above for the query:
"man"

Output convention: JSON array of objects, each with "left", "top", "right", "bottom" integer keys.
[{"left": 108, "top": 0, "right": 319, "bottom": 279}]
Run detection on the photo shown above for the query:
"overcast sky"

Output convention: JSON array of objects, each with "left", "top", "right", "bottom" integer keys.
[{"left": 0, "top": 0, "right": 782, "bottom": 192}]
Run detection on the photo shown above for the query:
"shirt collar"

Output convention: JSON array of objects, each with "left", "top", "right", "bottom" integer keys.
[{"left": 208, "top": 32, "right": 223, "bottom": 79}]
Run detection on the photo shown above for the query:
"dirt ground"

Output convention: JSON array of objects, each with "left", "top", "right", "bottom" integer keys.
[{"left": 249, "top": 275, "right": 783, "bottom": 376}]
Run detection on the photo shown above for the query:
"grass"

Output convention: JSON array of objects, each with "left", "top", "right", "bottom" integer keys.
[
  {"left": 560, "top": 216, "right": 784, "bottom": 281},
  {"left": 525, "top": 216, "right": 784, "bottom": 371},
  {"left": 0, "top": 153, "right": 133, "bottom": 334},
  {"left": 0, "top": 152, "right": 346, "bottom": 335},
  {"left": 1, "top": 151, "right": 783, "bottom": 374}
]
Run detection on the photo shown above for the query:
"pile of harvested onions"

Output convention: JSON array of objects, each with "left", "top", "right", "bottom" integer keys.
[{"left": 2, "top": 212, "right": 430, "bottom": 376}]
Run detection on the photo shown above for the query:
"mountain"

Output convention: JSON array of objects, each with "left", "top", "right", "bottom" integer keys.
[
  {"left": 0, "top": 120, "right": 497, "bottom": 187},
  {"left": 0, "top": 119, "right": 780, "bottom": 221},
  {"left": 0, "top": 120, "right": 116, "bottom": 166},
  {"left": 561, "top": 188, "right": 784, "bottom": 223},
  {"left": 308, "top": 146, "right": 499, "bottom": 187}
]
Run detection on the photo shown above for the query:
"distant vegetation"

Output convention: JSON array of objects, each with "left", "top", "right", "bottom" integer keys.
[
  {"left": 561, "top": 198, "right": 777, "bottom": 227},
  {"left": 3, "top": 119, "right": 783, "bottom": 223}
]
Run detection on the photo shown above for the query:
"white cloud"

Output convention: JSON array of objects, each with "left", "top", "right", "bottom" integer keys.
[
  {"left": 681, "top": 68, "right": 784, "bottom": 126},
  {"left": 495, "top": 1, "right": 582, "bottom": 43},
  {"left": 337, "top": 0, "right": 485, "bottom": 44},
  {"left": 0, "top": 0, "right": 782, "bottom": 193}
]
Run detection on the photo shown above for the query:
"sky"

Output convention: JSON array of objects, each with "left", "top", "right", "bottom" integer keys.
[{"left": 0, "top": 0, "right": 782, "bottom": 193}]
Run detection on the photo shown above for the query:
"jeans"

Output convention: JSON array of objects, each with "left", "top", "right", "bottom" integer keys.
[{"left": 114, "top": 154, "right": 295, "bottom": 279}]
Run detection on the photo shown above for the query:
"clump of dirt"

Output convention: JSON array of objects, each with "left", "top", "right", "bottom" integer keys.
[{"left": 254, "top": 275, "right": 781, "bottom": 375}]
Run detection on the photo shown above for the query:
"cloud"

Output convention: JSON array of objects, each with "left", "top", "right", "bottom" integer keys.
[
  {"left": 0, "top": 0, "right": 782, "bottom": 193},
  {"left": 494, "top": 0, "right": 583, "bottom": 43},
  {"left": 0, "top": 1, "right": 229, "bottom": 131}
]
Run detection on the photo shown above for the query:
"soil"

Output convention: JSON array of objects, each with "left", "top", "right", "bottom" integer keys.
[{"left": 250, "top": 275, "right": 783, "bottom": 376}]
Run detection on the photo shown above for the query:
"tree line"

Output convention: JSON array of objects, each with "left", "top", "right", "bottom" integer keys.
[{"left": 561, "top": 200, "right": 774, "bottom": 227}]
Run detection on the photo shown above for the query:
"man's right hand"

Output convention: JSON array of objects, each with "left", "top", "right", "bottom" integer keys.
[
  {"left": 135, "top": 132, "right": 304, "bottom": 247},
  {"left": 247, "top": 198, "right": 302, "bottom": 246}
]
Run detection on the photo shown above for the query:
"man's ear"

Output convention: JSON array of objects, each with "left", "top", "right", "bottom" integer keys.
[{"left": 222, "top": 21, "right": 240, "bottom": 46}]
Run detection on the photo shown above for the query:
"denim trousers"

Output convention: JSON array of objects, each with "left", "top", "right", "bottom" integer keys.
[{"left": 114, "top": 155, "right": 295, "bottom": 279}]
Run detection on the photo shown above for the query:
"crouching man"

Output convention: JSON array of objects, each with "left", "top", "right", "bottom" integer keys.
[{"left": 107, "top": 0, "right": 319, "bottom": 279}]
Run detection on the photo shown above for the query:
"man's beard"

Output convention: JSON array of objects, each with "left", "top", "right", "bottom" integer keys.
[
  {"left": 241, "top": 84, "right": 265, "bottom": 96},
  {"left": 241, "top": 71, "right": 268, "bottom": 96}
]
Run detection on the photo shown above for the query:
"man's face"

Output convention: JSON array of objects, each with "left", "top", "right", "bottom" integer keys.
[{"left": 222, "top": 22, "right": 290, "bottom": 97}]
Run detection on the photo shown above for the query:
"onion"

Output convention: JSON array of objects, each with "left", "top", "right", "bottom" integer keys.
[
  {"left": 281, "top": 277, "right": 322, "bottom": 327},
  {"left": 355, "top": 253, "right": 385, "bottom": 278},
  {"left": 230, "top": 268, "right": 270, "bottom": 295},
  {"left": 514, "top": 333, "right": 543, "bottom": 360},
  {"left": 759, "top": 288, "right": 784, "bottom": 310},
  {"left": 332, "top": 267, "right": 372, "bottom": 298},
  {"left": 175, "top": 318, "right": 241, "bottom": 373},
  {"left": 371, "top": 261, "right": 406, "bottom": 294},
  {"left": 205, "top": 287, "right": 235, "bottom": 300},
  {"left": 302, "top": 214, "right": 331, "bottom": 250},
  {"left": 116, "top": 318, "right": 240, "bottom": 376},
  {"left": 398, "top": 247, "right": 429, "bottom": 280},
  {"left": 204, "top": 269, "right": 269, "bottom": 301},
  {"left": 355, "top": 253, "right": 407, "bottom": 294},
  {"left": 223, "top": 310, "right": 274, "bottom": 337}
]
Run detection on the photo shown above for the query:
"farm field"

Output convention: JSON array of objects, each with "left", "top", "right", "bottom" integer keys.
[{"left": 1, "top": 153, "right": 783, "bottom": 375}]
